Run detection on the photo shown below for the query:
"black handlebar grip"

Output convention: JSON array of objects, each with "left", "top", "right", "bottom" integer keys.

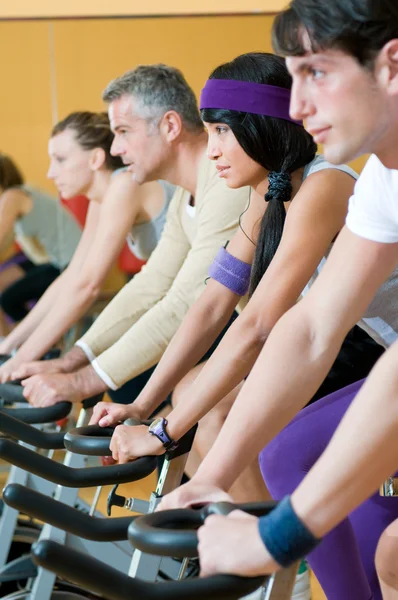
[
  {"left": 0, "top": 381, "right": 27, "bottom": 404},
  {"left": 203, "top": 500, "right": 277, "bottom": 519},
  {"left": 32, "top": 540, "right": 266, "bottom": 600},
  {"left": 0, "top": 437, "right": 157, "bottom": 487},
  {"left": 0, "top": 353, "right": 11, "bottom": 366},
  {"left": 1, "top": 401, "right": 72, "bottom": 424},
  {"left": 130, "top": 501, "right": 278, "bottom": 558},
  {"left": 4, "top": 484, "right": 134, "bottom": 541},
  {"left": 129, "top": 508, "right": 202, "bottom": 558},
  {"left": 64, "top": 425, "right": 115, "bottom": 456},
  {"left": 64, "top": 419, "right": 143, "bottom": 456},
  {"left": 0, "top": 411, "right": 65, "bottom": 449},
  {"left": 201, "top": 501, "right": 238, "bottom": 517}
]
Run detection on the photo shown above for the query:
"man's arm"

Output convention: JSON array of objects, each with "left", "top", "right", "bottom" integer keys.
[
  {"left": 84, "top": 180, "right": 249, "bottom": 391},
  {"left": 75, "top": 189, "right": 190, "bottom": 361},
  {"left": 194, "top": 230, "right": 398, "bottom": 491},
  {"left": 196, "top": 337, "right": 398, "bottom": 580},
  {"left": 41, "top": 177, "right": 248, "bottom": 404},
  {"left": 159, "top": 229, "right": 398, "bottom": 510},
  {"left": 20, "top": 189, "right": 192, "bottom": 403}
]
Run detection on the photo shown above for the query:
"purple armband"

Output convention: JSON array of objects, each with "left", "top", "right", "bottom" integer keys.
[{"left": 208, "top": 247, "right": 252, "bottom": 296}]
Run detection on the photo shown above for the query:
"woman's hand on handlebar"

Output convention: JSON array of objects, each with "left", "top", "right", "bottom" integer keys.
[
  {"left": 198, "top": 510, "right": 278, "bottom": 578},
  {"left": 89, "top": 401, "right": 141, "bottom": 427},
  {"left": 109, "top": 424, "right": 164, "bottom": 463},
  {"left": 157, "top": 479, "right": 232, "bottom": 511},
  {"left": 10, "top": 359, "right": 65, "bottom": 381}
]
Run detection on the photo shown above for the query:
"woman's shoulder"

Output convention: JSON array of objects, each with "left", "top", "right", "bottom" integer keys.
[{"left": 0, "top": 185, "right": 36, "bottom": 211}]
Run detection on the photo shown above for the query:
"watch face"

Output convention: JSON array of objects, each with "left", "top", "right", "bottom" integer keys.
[{"left": 149, "top": 418, "right": 163, "bottom": 432}]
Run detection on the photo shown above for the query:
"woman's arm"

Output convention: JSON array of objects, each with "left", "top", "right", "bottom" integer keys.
[
  {"left": 0, "top": 269, "right": 69, "bottom": 354},
  {"left": 91, "top": 191, "right": 262, "bottom": 424},
  {"left": 98, "top": 170, "right": 353, "bottom": 427},
  {"left": 5, "top": 173, "right": 147, "bottom": 365},
  {"left": 0, "top": 189, "right": 69, "bottom": 352},
  {"left": 128, "top": 232, "right": 255, "bottom": 419},
  {"left": 0, "top": 200, "right": 99, "bottom": 356},
  {"left": 161, "top": 170, "right": 355, "bottom": 440},
  {"left": 0, "top": 189, "right": 28, "bottom": 252}
]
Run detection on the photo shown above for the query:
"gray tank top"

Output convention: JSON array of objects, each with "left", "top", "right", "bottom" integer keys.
[
  {"left": 301, "top": 155, "right": 358, "bottom": 296},
  {"left": 112, "top": 169, "right": 175, "bottom": 261},
  {"left": 127, "top": 180, "right": 175, "bottom": 260},
  {"left": 302, "top": 154, "right": 358, "bottom": 181},
  {"left": 14, "top": 186, "right": 82, "bottom": 269}
]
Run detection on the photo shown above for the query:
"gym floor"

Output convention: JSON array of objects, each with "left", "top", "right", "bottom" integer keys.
[{"left": 0, "top": 460, "right": 326, "bottom": 599}]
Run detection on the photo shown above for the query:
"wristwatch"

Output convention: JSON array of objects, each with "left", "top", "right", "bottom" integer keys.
[{"left": 148, "top": 417, "right": 179, "bottom": 451}]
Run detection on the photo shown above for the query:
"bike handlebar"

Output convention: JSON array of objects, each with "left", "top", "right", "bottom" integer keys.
[
  {"left": 0, "top": 401, "right": 72, "bottom": 424},
  {"left": 129, "top": 501, "right": 276, "bottom": 558},
  {"left": 3, "top": 484, "right": 133, "bottom": 541},
  {"left": 0, "top": 411, "right": 65, "bottom": 448},
  {"left": 32, "top": 540, "right": 266, "bottom": 600},
  {"left": 0, "top": 437, "right": 157, "bottom": 487}
]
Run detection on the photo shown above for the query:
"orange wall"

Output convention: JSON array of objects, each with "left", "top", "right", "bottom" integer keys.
[
  {"left": 0, "top": 21, "right": 54, "bottom": 192},
  {"left": 1, "top": 0, "right": 285, "bottom": 18},
  {"left": 0, "top": 15, "right": 368, "bottom": 194}
]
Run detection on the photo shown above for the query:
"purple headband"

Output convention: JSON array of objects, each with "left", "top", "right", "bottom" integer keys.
[{"left": 200, "top": 79, "right": 303, "bottom": 126}]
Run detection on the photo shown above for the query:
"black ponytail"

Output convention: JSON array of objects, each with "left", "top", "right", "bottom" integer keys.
[
  {"left": 201, "top": 52, "right": 317, "bottom": 295},
  {"left": 249, "top": 172, "right": 292, "bottom": 293}
]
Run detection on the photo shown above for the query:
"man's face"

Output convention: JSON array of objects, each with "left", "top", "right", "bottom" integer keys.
[
  {"left": 286, "top": 42, "right": 392, "bottom": 165},
  {"left": 109, "top": 95, "right": 168, "bottom": 184}
]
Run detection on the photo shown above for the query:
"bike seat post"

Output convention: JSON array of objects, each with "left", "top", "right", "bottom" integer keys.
[
  {"left": 155, "top": 425, "right": 198, "bottom": 502},
  {"left": 264, "top": 562, "right": 299, "bottom": 600}
]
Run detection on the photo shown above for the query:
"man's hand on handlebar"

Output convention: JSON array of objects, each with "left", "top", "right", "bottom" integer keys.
[
  {"left": 198, "top": 510, "right": 278, "bottom": 578},
  {"left": 21, "top": 373, "right": 82, "bottom": 406},
  {"left": 157, "top": 479, "right": 232, "bottom": 511},
  {"left": 109, "top": 424, "right": 164, "bottom": 464},
  {"left": 89, "top": 401, "right": 141, "bottom": 427}
]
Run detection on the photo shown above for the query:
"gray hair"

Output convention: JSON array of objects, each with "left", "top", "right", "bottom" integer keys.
[{"left": 102, "top": 64, "right": 203, "bottom": 132}]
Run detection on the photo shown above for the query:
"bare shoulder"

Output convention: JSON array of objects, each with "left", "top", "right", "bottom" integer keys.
[
  {"left": 291, "top": 167, "right": 356, "bottom": 219},
  {"left": 0, "top": 187, "right": 32, "bottom": 216},
  {"left": 108, "top": 169, "right": 139, "bottom": 193},
  {"left": 300, "top": 167, "right": 356, "bottom": 198}
]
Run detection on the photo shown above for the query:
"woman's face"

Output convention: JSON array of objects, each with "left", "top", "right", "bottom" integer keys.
[
  {"left": 204, "top": 121, "right": 266, "bottom": 190},
  {"left": 47, "top": 129, "right": 94, "bottom": 199}
]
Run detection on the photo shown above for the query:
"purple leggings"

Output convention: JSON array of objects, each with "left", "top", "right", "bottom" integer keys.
[{"left": 259, "top": 378, "right": 398, "bottom": 600}]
